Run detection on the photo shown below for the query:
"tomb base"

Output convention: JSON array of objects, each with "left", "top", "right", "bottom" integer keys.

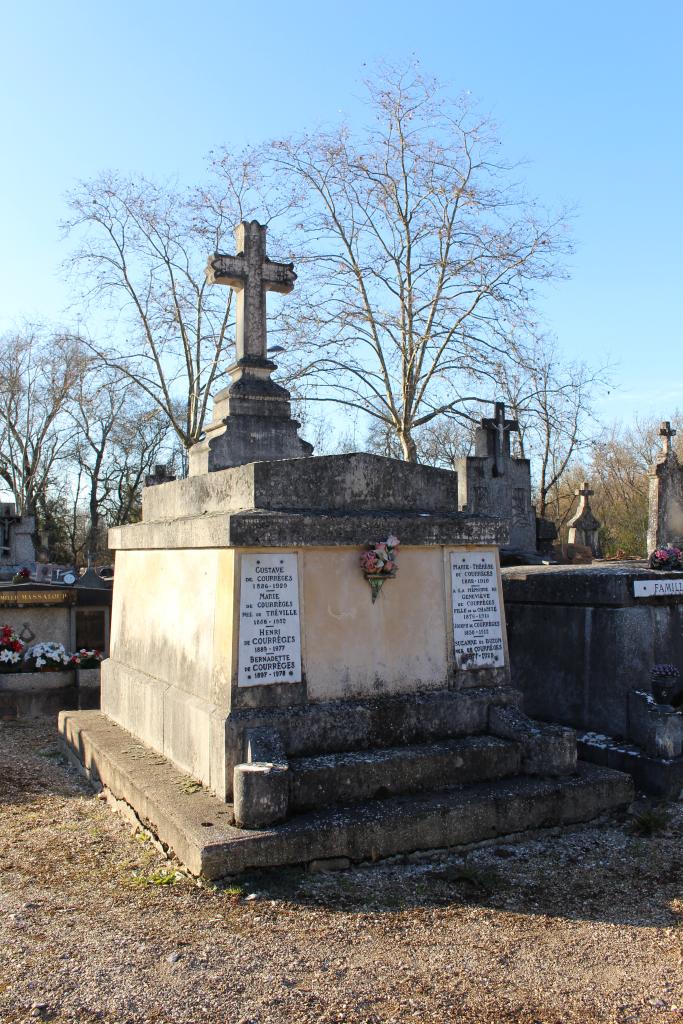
[
  {"left": 59, "top": 709, "right": 633, "bottom": 878},
  {"left": 579, "top": 732, "right": 683, "bottom": 800}
]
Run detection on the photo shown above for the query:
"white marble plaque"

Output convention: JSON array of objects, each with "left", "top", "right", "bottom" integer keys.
[
  {"left": 238, "top": 553, "right": 302, "bottom": 687},
  {"left": 634, "top": 577, "right": 683, "bottom": 598},
  {"left": 451, "top": 551, "right": 505, "bottom": 670}
]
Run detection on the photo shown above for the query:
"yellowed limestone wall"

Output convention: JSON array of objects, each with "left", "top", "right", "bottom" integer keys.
[{"left": 102, "top": 544, "right": 506, "bottom": 795}]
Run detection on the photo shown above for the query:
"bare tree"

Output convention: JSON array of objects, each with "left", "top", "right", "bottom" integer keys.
[
  {"left": 258, "top": 62, "right": 569, "bottom": 461},
  {"left": 0, "top": 326, "right": 85, "bottom": 515},
  {"left": 494, "top": 335, "right": 611, "bottom": 518},
  {"left": 64, "top": 162, "right": 267, "bottom": 450},
  {"left": 66, "top": 365, "right": 173, "bottom": 559}
]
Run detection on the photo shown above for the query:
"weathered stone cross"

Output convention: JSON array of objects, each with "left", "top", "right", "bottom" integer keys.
[
  {"left": 207, "top": 220, "right": 296, "bottom": 363},
  {"left": 575, "top": 481, "right": 594, "bottom": 502},
  {"left": 481, "top": 402, "right": 519, "bottom": 476},
  {"left": 659, "top": 421, "right": 677, "bottom": 457}
]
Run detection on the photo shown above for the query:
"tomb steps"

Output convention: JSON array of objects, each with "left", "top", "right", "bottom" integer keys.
[
  {"left": 288, "top": 735, "right": 522, "bottom": 812},
  {"left": 60, "top": 711, "right": 635, "bottom": 879}
]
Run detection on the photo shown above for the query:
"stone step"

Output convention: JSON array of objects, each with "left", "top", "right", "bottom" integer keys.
[
  {"left": 60, "top": 711, "right": 635, "bottom": 879},
  {"left": 288, "top": 735, "right": 522, "bottom": 812}
]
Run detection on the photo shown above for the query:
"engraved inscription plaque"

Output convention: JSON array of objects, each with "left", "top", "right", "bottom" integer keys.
[
  {"left": 238, "top": 553, "right": 302, "bottom": 687},
  {"left": 451, "top": 551, "right": 505, "bottom": 670}
]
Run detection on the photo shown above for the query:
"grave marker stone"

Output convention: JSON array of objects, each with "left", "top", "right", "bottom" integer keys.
[
  {"left": 648, "top": 420, "right": 683, "bottom": 552},
  {"left": 567, "top": 482, "right": 602, "bottom": 558},
  {"left": 455, "top": 402, "right": 536, "bottom": 553}
]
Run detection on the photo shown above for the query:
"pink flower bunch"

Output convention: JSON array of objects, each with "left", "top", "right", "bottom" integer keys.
[
  {"left": 360, "top": 535, "right": 400, "bottom": 576},
  {"left": 650, "top": 546, "right": 682, "bottom": 570}
]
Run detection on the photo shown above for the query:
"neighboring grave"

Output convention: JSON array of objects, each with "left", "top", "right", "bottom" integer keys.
[
  {"left": 59, "top": 224, "right": 632, "bottom": 877},
  {"left": 566, "top": 482, "right": 602, "bottom": 558},
  {"left": 648, "top": 421, "right": 683, "bottom": 552},
  {"left": 455, "top": 402, "right": 537, "bottom": 554},
  {"left": 188, "top": 221, "right": 313, "bottom": 474},
  {"left": 0, "top": 503, "right": 36, "bottom": 579},
  {"left": 503, "top": 561, "right": 683, "bottom": 796}
]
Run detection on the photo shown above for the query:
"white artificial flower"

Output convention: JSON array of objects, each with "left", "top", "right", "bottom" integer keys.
[{"left": 36, "top": 657, "right": 45, "bottom": 668}]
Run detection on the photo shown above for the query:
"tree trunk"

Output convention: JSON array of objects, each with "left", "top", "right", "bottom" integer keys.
[{"left": 399, "top": 430, "right": 418, "bottom": 463}]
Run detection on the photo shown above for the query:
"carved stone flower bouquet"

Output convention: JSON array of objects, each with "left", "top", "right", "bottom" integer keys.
[
  {"left": 0, "top": 624, "right": 26, "bottom": 672},
  {"left": 649, "top": 546, "right": 682, "bottom": 570},
  {"left": 23, "top": 641, "right": 71, "bottom": 673},
  {"left": 360, "top": 534, "right": 399, "bottom": 603}
]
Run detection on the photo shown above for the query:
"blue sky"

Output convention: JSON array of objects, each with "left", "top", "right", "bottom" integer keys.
[{"left": 2, "top": 1, "right": 681, "bottom": 424}]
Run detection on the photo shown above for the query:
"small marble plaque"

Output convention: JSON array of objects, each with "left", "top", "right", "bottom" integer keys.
[
  {"left": 634, "top": 577, "right": 683, "bottom": 598},
  {"left": 238, "top": 553, "right": 302, "bottom": 687},
  {"left": 451, "top": 551, "right": 505, "bottom": 669}
]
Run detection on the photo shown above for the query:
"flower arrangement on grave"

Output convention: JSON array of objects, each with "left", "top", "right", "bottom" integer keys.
[
  {"left": 649, "top": 546, "right": 682, "bottom": 570},
  {"left": 69, "top": 648, "right": 103, "bottom": 669},
  {"left": 0, "top": 625, "right": 26, "bottom": 672},
  {"left": 650, "top": 664, "right": 683, "bottom": 707},
  {"left": 11, "top": 567, "right": 30, "bottom": 584},
  {"left": 23, "top": 641, "right": 71, "bottom": 673},
  {"left": 360, "top": 534, "right": 399, "bottom": 603}
]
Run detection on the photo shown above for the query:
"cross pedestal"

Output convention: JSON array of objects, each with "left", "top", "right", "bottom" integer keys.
[{"left": 188, "top": 220, "right": 313, "bottom": 475}]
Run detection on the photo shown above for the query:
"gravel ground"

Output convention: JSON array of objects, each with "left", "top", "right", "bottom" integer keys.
[{"left": 1, "top": 719, "right": 682, "bottom": 1024}]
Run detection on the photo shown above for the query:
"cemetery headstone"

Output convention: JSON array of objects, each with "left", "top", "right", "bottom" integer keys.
[
  {"left": 455, "top": 402, "right": 537, "bottom": 555},
  {"left": 0, "top": 503, "right": 36, "bottom": 577},
  {"left": 566, "top": 482, "right": 602, "bottom": 558},
  {"left": 648, "top": 421, "right": 683, "bottom": 552}
]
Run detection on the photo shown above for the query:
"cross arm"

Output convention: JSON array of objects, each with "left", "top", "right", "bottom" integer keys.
[
  {"left": 262, "top": 259, "right": 297, "bottom": 294},
  {"left": 206, "top": 253, "right": 247, "bottom": 288}
]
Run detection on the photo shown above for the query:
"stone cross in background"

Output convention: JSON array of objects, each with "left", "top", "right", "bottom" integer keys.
[
  {"left": 648, "top": 418, "right": 683, "bottom": 552},
  {"left": 478, "top": 402, "right": 519, "bottom": 477},
  {"left": 659, "top": 421, "right": 677, "bottom": 459},
  {"left": 207, "top": 221, "right": 296, "bottom": 363},
  {"left": 567, "top": 481, "right": 602, "bottom": 558}
]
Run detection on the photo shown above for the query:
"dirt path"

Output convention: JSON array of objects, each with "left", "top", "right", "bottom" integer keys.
[{"left": 1, "top": 719, "right": 682, "bottom": 1024}]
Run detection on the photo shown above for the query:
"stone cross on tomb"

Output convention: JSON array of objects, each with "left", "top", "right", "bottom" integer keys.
[
  {"left": 207, "top": 221, "right": 296, "bottom": 364},
  {"left": 659, "top": 421, "right": 677, "bottom": 458},
  {"left": 481, "top": 402, "right": 519, "bottom": 477}
]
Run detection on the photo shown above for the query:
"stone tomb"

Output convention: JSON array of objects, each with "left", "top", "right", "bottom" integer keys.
[
  {"left": 59, "top": 452, "right": 633, "bottom": 876},
  {"left": 59, "top": 220, "right": 631, "bottom": 877},
  {"left": 504, "top": 561, "right": 683, "bottom": 796}
]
